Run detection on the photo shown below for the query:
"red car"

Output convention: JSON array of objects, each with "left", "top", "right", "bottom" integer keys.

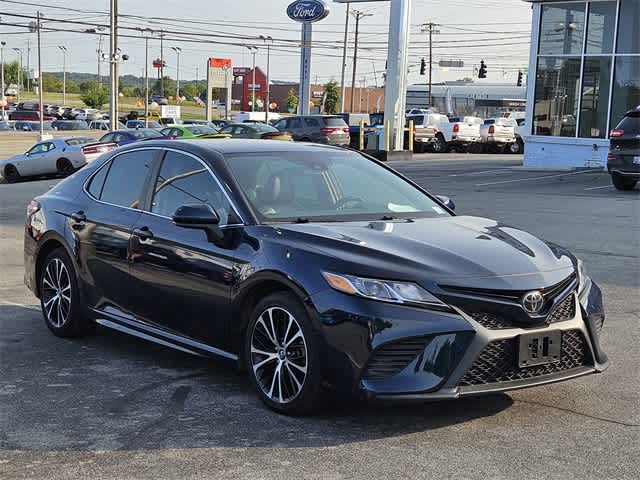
[{"left": 9, "top": 110, "right": 55, "bottom": 122}]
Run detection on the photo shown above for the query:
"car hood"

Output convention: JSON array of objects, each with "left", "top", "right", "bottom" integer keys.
[
  {"left": 274, "top": 216, "right": 575, "bottom": 289},
  {"left": 1, "top": 153, "right": 26, "bottom": 164}
]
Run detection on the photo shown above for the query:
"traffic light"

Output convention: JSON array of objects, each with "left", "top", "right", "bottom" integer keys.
[
  {"left": 420, "top": 58, "right": 426, "bottom": 76},
  {"left": 478, "top": 60, "right": 487, "bottom": 79},
  {"left": 517, "top": 70, "right": 524, "bottom": 86}
]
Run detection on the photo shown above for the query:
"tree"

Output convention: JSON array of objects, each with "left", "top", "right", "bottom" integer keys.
[
  {"left": 181, "top": 83, "right": 197, "bottom": 100},
  {"left": 80, "top": 86, "right": 110, "bottom": 109},
  {"left": 41, "top": 74, "right": 63, "bottom": 93},
  {"left": 79, "top": 80, "right": 99, "bottom": 93},
  {"left": 2, "top": 61, "right": 25, "bottom": 86},
  {"left": 120, "top": 86, "right": 135, "bottom": 98},
  {"left": 152, "top": 76, "right": 176, "bottom": 96},
  {"left": 286, "top": 89, "right": 298, "bottom": 112},
  {"left": 323, "top": 81, "right": 340, "bottom": 113}
]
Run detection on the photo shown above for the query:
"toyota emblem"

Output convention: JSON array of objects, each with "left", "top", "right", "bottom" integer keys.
[{"left": 522, "top": 290, "right": 545, "bottom": 315}]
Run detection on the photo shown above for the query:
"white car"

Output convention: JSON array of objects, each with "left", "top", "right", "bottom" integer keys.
[
  {"left": 75, "top": 109, "right": 102, "bottom": 121},
  {"left": 0, "top": 137, "right": 116, "bottom": 183},
  {"left": 480, "top": 117, "right": 518, "bottom": 153},
  {"left": 449, "top": 116, "right": 484, "bottom": 153},
  {"left": 406, "top": 113, "right": 453, "bottom": 153},
  {"left": 89, "top": 120, "right": 126, "bottom": 131}
]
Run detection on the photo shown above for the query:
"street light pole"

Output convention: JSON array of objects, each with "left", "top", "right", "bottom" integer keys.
[
  {"left": 144, "top": 36, "right": 149, "bottom": 127},
  {"left": 260, "top": 35, "right": 273, "bottom": 123},
  {"left": 349, "top": 10, "right": 372, "bottom": 113},
  {"left": 58, "top": 46, "right": 67, "bottom": 105},
  {"left": 246, "top": 46, "right": 258, "bottom": 112},
  {"left": 12, "top": 48, "right": 22, "bottom": 101},
  {"left": 170, "top": 46, "right": 181, "bottom": 101},
  {"left": 36, "top": 11, "right": 44, "bottom": 136},
  {"left": 1, "top": 41, "right": 5, "bottom": 121},
  {"left": 109, "top": 0, "right": 117, "bottom": 131}
]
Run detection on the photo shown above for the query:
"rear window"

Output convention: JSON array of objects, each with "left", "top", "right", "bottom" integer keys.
[
  {"left": 65, "top": 137, "right": 94, "bottom": 146},
  {"left": 322, "top": 117, "right": 348, "bottom": 127},
  {"left": 407, "top": 115, "right": 425, "bottom": 126},
  {"left": 254, "top": 124, "right": 278, "bottom": 132},
  {"left": 186, "top": 125, "right": 216, "bottom": 135},
  {"left": 615, "top": 112, "right": 640, "bottom": 133},
  {"left": 484, "top": 119, "right": 496, "bottom": 125},
  {"left": 131, "top": 129, "right": 162, "bottom": 139},
  {"left": 98, "top": 150, "right": 157, "bottom": 208}
]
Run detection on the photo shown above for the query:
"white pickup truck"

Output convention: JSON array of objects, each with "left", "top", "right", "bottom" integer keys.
[
  {"left": 480, "top": 117, "right": 518, "bottom": 153},
  {"left": 406, "top": 113, "right": 452, "bottom": 153},
  {"left": 449, "top": 116, "right": 484, "bottom": 153}
]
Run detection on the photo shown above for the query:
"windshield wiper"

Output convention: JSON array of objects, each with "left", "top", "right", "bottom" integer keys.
[
  {"left": 379, "top": 215, "right": 414, "bottom": 222},
  {"left": 294, "top": 217, "right": 310, "bottom": 224},
  {"left": 380, "top": 215, "right": 396, "bottom": 221}
]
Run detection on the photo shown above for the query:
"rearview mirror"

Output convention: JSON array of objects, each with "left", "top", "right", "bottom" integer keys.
[
  {"left": 435, "top": 195, "right": 456, "bottom": 211},
  {"left": 172, "top": 204, "right": 223, "bottom": 242}
]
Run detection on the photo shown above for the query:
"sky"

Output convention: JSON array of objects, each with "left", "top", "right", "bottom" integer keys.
[{"left": 0, "top": 0, "right": 533, "bottom": 86}]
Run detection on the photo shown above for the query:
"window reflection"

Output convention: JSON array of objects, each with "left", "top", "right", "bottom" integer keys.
[
  {"left": 579, "top": 57, "right": 612, "bottom": 138},
  {"left": 539, "top": 3, "right": 585, "bottom": 55}
]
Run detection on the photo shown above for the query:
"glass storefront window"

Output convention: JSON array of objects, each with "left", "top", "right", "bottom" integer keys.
[
  {"left": 610, "top": 57, "right": 640, "bottom": 127},
  {"left": 616, "top": 0, "right": 640, "bottom": 54},
  {"left": 585, "top": 1, "right": 617, "bottom": 54},
  {"left": 579, "top": 57, "right": 612, "bottom": 138},
  {"left": 533, "top": 57, "right": 582, "bottom": 137},
  {"left": 539, "top": 3, "right": 586, "bottom": 55}
]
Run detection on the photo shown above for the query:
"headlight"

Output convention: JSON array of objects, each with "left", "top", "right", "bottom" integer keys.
[
  {"left": 577, "top": 259, "right": 591, "bottom": 294},
  {"left": 322, "top": 272, "right": 451, "bottom": 310}
]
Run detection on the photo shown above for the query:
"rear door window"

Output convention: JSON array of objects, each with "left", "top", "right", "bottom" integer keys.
[
  {"left": 305, "top": 118, "right": 320, "bottom": 128},
  {"left": 322, "top": 117, "right": 348, "bottom": 127},
  {"left": 615, "top": 113, "right": 640, "bottom": 134},
  {"left": 99, "top": 150, "right": 157, "bottom": 209},
  {"left": 288, "top": 118, "right": 302, "bottom": 129}
]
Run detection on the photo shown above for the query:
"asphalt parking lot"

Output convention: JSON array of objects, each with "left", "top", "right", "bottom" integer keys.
[{"left": 0, "top": 154, "right": 638, "bottom": 479}]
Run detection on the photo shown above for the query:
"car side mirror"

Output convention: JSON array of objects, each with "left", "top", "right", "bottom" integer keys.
[
  {"left": 172, "top": 203, "right": 223, "bottom": 243},
  {"left": 436, "top": 195, "right": 456, "bottom": 211}
]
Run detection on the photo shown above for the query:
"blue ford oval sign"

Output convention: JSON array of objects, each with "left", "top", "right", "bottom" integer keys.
[{"left": 287, "top": 0, "right": 330, "bottom": 23}]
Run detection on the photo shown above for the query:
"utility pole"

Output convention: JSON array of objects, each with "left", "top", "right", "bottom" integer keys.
[
  {"left": 160, "top": 30, "right": 164, "bottom": 97},
  {"left": 58, "top": 46, "right": 67, "bottom": 105},
  {"left": 349, "top": 10, "right": 372, "bottom": 113},
  {"left": 26, "top": 38, "right": 31, "bottom": 93},
  {"left": 36, "top": 11, "right": 43, "bottom": 136},
  {"left": 339, "top": 2, "right": 350, "bottom": 113},
  {"left": 171, "top": 46, "right": 182, "bottom": 101},
  {"left": 1, "top": 42, "right": 5, "bottom": 121},
  {"left": 260, "top": 35, "right": 273, "bottom": 123},
  {"left": 421, "top": 22, "right": 440, "bottom": 108},
  {"left": 246, "top": 45, "right": 258, "bottom": 112},
  {"left": 144, "top": 36, "right": 149, "bottom": 127},
  {"left": 109, "top": 0, "right": 117, "bottom": 131}
]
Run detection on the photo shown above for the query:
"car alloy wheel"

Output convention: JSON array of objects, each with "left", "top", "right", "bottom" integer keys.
[
  {"left": 4, "top": 164, "right": 20, "bottom": 183},
  {"left": 58, "top": 158, "right": 74, "bottom": 176},
  {"left": 41, "top": 258, "right": 72, "bottom": 328},
  {"left": 250, "top": 306, "right": 308, "bottom": 404}
]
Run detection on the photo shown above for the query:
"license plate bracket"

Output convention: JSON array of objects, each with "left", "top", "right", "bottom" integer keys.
[{"left": 518, "top": 331, "right": 562, "bottom": 367}]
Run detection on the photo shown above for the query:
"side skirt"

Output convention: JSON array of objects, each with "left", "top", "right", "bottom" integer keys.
[{"left": 93, "top": 309, "right": 239, "bottom": 361}]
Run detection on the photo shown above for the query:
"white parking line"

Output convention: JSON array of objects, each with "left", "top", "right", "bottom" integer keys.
[
  {"left": 475, "top": 170, "right": 594, "bottom": 187},
  {"left": 584, "top": 184, "right": 613, "bottom": 191},
  {"left": 449, "top": 169, "right": 512, "bottom": 177}
]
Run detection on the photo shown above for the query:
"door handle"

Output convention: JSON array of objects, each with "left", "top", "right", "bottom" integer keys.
[{"left": 133, "top": 226, "right": 154, "bottom": 241}]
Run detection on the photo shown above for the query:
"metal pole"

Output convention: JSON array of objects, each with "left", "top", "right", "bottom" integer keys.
[
  {"left": 37, "top": 11, "right": 44, "bottom": 136},
  {"left": 1, "top": 42, "right": 5, "bottom": 121},
  {"left": 176, "top": 49, "right": 180, "bottom": 101},
  {"left": 13, "top": 48, "right": 22, "bottom": 102},
  {"left": 339, "top": 2, "right": 350, "bottom": 113},
  {"left": 298, "top": 23, "right": 312, "bottom": 115},
  {"left": 109, "top": 0, "right": 117, "bottom": 131},
  {"left": 265, "top": 42, "right": 270, "bottom": 122},
  {"left": 160, "top": 30, "right": 164, "bottom": 97},
  {"left": 59, "top": 46, "right": 67, "bottom": 106},
  {"left": 97, "top": 35, "right": 103, "bottom": 87},
  {"left": 144, "top": 36, "right": 149, "bottom": 127},
  {"left": 26, "top": 38, "right": 31, "bottom": 93},
  {"left": 428, "top": 23, "right": 433, "bottom": 107},
  {"left": 350, "top": 11, "right": 360, "bottom": 113}
]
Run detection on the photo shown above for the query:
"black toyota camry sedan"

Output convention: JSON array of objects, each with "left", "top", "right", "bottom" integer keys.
[{"left": 24, "top": 140, "right": 608, "bottom": 414}]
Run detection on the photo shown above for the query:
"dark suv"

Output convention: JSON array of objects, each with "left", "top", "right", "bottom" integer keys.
[
  {"left": 274, "top": 115, "right": 350, "bottom": 146},
  {"left": 607, "top": 107, "right": 639, "bottom": 191}
]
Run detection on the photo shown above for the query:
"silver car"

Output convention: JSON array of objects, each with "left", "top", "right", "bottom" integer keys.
[{"left": 0, "top": 137, "right": 116, "bottom": 183}]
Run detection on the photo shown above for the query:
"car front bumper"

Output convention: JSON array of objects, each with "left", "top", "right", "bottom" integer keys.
[{"left": 310, "top": 280, "right": 607, "bottom": 402}]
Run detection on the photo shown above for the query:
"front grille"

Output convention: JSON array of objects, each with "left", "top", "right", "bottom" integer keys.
[
  {"left": 547, "top": 295, "right": 576, "bottom": 323},
  {"left": 458, "top": 330, "right": 591, "bottom": 387},
  {"left": 362, "top": 337, "right": 430, "bottom": 380},
  {"left": 465, "top": 294, "right": 576, "bottom": 330}
]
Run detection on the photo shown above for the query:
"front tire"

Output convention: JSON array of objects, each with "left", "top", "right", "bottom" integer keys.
[
  {"left": 39, "top": 248, "right": 93, "bottom": 337},
  {"left": 246, "top": 292, "right": 323, "bottom": 415},
  {"left": 57, "top": 158, "right": 75, "bottom": 176},
  {"left": 611, "top": 174, "right": 637, "bottom": 191}
]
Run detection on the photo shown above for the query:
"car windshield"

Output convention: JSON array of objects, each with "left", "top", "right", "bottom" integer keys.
[
  {"left": 130, "top": 129, "right": 163, "bottom": 139},
  {"left": 186, "top": 125, "right": 217, "bottom": 135},
  {"left": 322, "top": 117, "right": 348, "bottom": 127},
  {"left": 253, "top": 124, "right": 278, "bottom": 133},
  {"left": 225, "top": 150, "right": 450, "bottom": 223}
]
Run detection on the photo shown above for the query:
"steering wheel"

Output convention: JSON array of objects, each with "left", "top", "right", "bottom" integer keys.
[{"left": 335, "top": 196, "right": 365, "bottom": 210}]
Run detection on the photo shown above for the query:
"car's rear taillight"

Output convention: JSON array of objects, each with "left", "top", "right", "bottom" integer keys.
[
  {"left": 82, "top": 143, "right": 116, "bottom": 155},
  {"left": 488, "top": 125, "right": 495, "bottom": 134},
  {"left": 452, "top": 124, "right": 460, "bottom": 133},
  {"left": 320, "top": 127, "right": 339, "bottom": 135},
  {"left": 609, "top": 129, "right": 624, "bottom": 138},
  {"left": 607, "top": 155, "right": 616, "bottom": 162}
]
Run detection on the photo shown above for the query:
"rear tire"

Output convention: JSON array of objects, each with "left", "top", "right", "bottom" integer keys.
[
  {"left": 39, "top": 248, "right": 94, "bottom": 338},
  {"left": 430, "top": 134, "right": 446, "bottom": 153},
  {"left": 57, "top": 158, "right": 75, "bottom": 177},
  {"left": 509, "top": 139, "right": 524, "bottom": 154},
  {"left": 3, "top": 164, "right": 20, "bottom": 183},
  {"left": 245, "top": 291, "right": 323, "bottom": 415},
  {"left": 611, "top": 174, "right": 637, "bottom": 191}
]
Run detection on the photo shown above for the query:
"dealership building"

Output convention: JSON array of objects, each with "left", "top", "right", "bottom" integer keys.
[{"left": 523, "top": 0, "right": 639, "bottom": 168}]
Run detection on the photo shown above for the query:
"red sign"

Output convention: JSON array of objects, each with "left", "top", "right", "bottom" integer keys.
[{"left": 209, "top": 58, "right": 232, "bottom": 69}]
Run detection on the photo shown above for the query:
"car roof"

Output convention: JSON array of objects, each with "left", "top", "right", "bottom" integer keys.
[{"left": 114, "top": 138, "right": 345, "bottom": 156}]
